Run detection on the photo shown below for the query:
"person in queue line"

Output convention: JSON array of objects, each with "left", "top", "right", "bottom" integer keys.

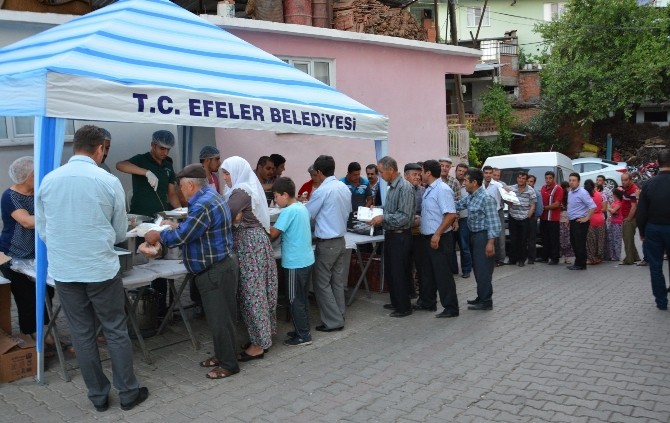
[
  {"left": 636, "top": 148, "right": 670, "bottom": 310},
  {"left": 370, "top": 156, "right": 415, "bottom": 318},
  {"left": 455, "top": 163, "right": 472, "bottom": 277},
  {"left": 438, "top": 156, "right": 461, "bottom": 275},
  {"left": 537, "top": 171, "right": 563, "bottom": 265},
  {"left": 341, "top": 161, "right": 373, "bottom": 227},
  {"left": 98, "top": 128, "right": 112, "bottom": 173},
  {"left": 456, "top": 168, "right": 501, "bottom": 311},
  {"left": 199, "top": 145, "right": 221, "bottom": 194},
  {"left": 37, "top": 125, "right": 148, "bottom": 412},
  {"left": 504, "top": 171, "right": 536, "bottom": 267},
  {"left": 607, "top": 188, "right": 624, "bottom": 262},
  {"left": 404, "top": 162, "right": 424, "bottom": 300},
  {"left": 619, "top": 172, "right": 641, "bottom": 265},
  {"left": 270, "top": 153, "right": 286, "bottom": 179},
  {"left": 566, "top": 172, "right": 596, "bottom": 270},
  {"left": 482, "top": 165, "right": 506, "bottom": 267},
  {"left": 297, "top": 165, "right": 321, "bottom": 202},
  {"left": 221, "top": 156, "right": 278, "bottom": 361},
  {"left": 584, "top": 179, "right": 606, "bottom": 265},
  {"left": 526, "top": 175, "right": 543, "bottom": 265},
  {"left": 595, "top": 174, "right": 614, "bottom": 261},
  {"left": 305, "top": 155, "right": 351, "bottom": 331},
  {"left": 144, "top": 164, "right": 240, "bottom": 380},
  {"left": 116, "top": 130, "right": 183, "bottom": 320},
  {"left": 559, "top": 180, "right": 574, "bottom": 264},
  {"left": 255, "top": 155, "right": 276, "bottom": 206},
  {"left": 270, "top": 177, "right": 315, "bottom": 346},
  {"left": 413, "top": 159, "right": 458, "bottom": 318},
  {"left": 0, "top": 156, "right": 60, "bottom": 356},
  {"left": 366, "top": 164, "right": 383, "bottom": 206}
]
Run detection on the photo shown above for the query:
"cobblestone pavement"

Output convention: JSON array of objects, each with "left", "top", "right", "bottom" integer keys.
[{"left": 1, "top": 256, "right": 669, "bottom": 422}]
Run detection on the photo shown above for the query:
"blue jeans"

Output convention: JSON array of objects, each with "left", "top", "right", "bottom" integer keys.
[
  {"left": 458, "top": 217, "right": 472, "bottom": 274},
  {"left": 470, "top": 230, "right": 494, "bottom": 305},
  {"left": 285, "top": 266, "right": 312, "bottom": 340},
  {"left": 642, "top": 223, "right": 670, "bottom": 309}
]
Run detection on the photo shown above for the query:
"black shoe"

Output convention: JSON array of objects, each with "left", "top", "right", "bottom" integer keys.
[
  {"left": 567, "top": 265, "right": 586, "bottom": 270},
  {"left": 120, "top": 387, "right": 149, "bottom": 411},
  {"left": 382, "top": 303, "right": 395, "bottom": 310},
  {"left": 548, "top": 260, "right": 559, "bottom": 265},
  {"left": 657, "top": 304, "right": 668, "bottom": 310},
  {"left": 238, "top": 350, "right": 265, "bottom": 362},
  {"left": 389, "top": 310, "right": 412, "bottom": 318},
  {"left": 286, "top": 331, "right": 296, "bottom": 338},
  {"left": 461, "top": 273, "right": 470, "bottom": 278},
  {"left": 435, "top": 310, "right": 459, "bottom": 318},
  {"left": 518, "top": 262, "right": 525, "bottom": 267},
  {"left": 536, "top": 258, "right": 548, "bottom": 263},
  {"left": 283, "top": 337, "right": 312, "bottom": 347},
  {"left": 315, "top": 325, "right": 344, "bottom": 332},
  {"left": 94, "top": 398, "right": 109, "bottom": 413},
  {"left": 412, "top": 303, "right": 437, "bottom": 311},
  {"left": 505, "top": 261, "right": 517, "bottom": 266},
  {"left": 466, "top": 297, "right": 481, "bottom": 305},
  {"left": 468, "top": 303, "right": 493, "bottom": 310}
]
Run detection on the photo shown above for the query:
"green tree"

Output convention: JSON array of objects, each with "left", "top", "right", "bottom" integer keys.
[
  {"left": 536, "top": 0, "right": 670, "bottom": 123},
  {"left": 479, "top": 83, "right": 515, "bottom": 148}
]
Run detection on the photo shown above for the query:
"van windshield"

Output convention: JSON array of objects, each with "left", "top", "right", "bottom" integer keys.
[{"left": 500, "top": 167, "right": 557, "bottom": 186}]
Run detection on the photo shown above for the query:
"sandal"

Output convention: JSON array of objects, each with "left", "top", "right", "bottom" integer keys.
[
  {"left": 206, "top": 367, "right": 238, "bottom": 379},
  {"left": 199, "top": 356, "right": 220, "bottom": 368}
]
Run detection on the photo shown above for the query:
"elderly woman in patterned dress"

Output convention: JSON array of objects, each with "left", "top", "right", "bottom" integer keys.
[{"left": 221, "top": 156, "right": 278, "bottom": 361}]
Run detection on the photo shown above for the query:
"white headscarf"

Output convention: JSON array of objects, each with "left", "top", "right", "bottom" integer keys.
[{"left": 221, "top": 156, "right": 271, "bottom": 233}]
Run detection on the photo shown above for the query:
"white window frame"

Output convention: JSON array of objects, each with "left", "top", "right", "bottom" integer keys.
[
  {"left": 467, "top": 6, "right": 490, "bottom": 28},
  {"left": 279, "top": 57, "right": 336, "bottom": 88},
  {"left": 543, "top": 3, "right": 566, "bottom": 21},
  {"left": 0, "top": 116, "right": 75, "bottom": 146}
]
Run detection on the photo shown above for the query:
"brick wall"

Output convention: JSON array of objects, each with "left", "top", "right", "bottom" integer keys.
[{"left": 518, "top": 70, "right": 541, "bottom": 104}]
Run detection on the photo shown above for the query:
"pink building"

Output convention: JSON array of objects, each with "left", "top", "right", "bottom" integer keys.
[{"left": 207, "top": 16, "right": 480, "bottom": 180}]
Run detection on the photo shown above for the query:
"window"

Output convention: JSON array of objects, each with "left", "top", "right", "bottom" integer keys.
[
  {"left": 644, "top": 111, "right": 669, "bottom": 123},
  {"left": 467, "top": 7, "right": 490, "bottom": 28},
  {"left": 280, "top": 57, "right": 335, "bottom": 87},
  {"left": 0, "top": 116, "right": 75, "bottom": 146},
  {"left": 582, "top": 163, "right": 604, "bottom": 172},
  {"left": 543, "top": 3, "right": 566, "bottom": 21}
]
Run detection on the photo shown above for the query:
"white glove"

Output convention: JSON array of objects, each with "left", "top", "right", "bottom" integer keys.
[{"left": 145, "top": 170, "right": 159, "bottom": 191}]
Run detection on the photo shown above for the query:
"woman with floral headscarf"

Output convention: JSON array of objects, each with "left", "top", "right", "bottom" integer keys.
[{"left": 221, "top": 156, "right": 278, "bottom": 361}]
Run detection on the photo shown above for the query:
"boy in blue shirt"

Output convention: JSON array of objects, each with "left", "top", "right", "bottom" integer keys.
[{"left": 270, "top": 177, "right": 315, "bottom": 346}]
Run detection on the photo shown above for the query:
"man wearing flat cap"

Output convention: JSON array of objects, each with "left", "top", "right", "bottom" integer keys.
[
  {"left": 145, "top": 164, "right": 240, "bottom": 380},
  {"left": 199, "top": 146, "right": 221, "bottom": 194},
  {"left": 404, "top": 162, "right": 424, "bottom": 299}
]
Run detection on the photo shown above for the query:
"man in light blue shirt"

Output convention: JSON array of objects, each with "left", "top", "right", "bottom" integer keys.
[
  {"left": 305, "top": 155, "right": 351, "bottom": 332},
  {"left": 567, "top": 172, "right": 596, "bottom": 270},
  {"left": 36, "top": 126, "right": 147, "bottom": 412}
]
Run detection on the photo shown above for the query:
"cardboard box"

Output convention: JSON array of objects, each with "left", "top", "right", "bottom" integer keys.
[{"left": 0, "top": 330, "right": 36, "bottom": 383}]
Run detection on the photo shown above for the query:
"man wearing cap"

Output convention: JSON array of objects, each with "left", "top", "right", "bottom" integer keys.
[
  {"left": 199, "top": 146, "right": 221, "bottom": 194},
  {"left": 404, "top": 162, "right": 424, "bottom": 299},
  {"left": 116, "top": 130, "right": 182, "bottom": 216},
  {"left": 145, "top": 164, "right": 240, "bottom": 380},
  {"left": 116, "top": 130, "right": 183, "bottom": 318}
]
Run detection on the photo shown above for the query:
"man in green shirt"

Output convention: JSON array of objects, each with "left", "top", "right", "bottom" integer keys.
[{"left": 116, "top": 130, "right": 181, "bottom": 216}]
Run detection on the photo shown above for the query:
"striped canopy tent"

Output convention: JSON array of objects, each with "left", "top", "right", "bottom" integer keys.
[{"left": 0, "top": 0, "right": 388, "bottom": 382}]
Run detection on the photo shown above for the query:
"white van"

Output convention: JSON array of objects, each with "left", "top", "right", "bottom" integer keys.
[{"left": 483, "top": 152, "right": 575, "bottom": 185}]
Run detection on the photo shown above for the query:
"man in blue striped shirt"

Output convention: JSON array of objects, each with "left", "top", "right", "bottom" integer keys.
[
  {"left": 456, "top": 168, "right": 501, "bottom": 310},
  {"left": 145, "top": 164, "right": 239, "bottom": 380}
]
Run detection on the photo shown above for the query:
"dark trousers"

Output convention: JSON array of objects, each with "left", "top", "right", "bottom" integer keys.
[
  {"left": 196, "top": 254, "right": 240, "bottom": 373},
  {"left": 384, "top": 230, "right": 413, "bottom": 313},
  {"left": 540, "top": 220, "right": 561, "bottom": 261},
  {"left": 407, "top": 235, "right": 423, "bottom": 298},
  {"left": 508, "top": 217, "right": 529, "bottom": 263},
  {"left": 418, "top": 232, "right": 459, "bottom": 313},
  {"left": 470, "top": 230, "right": 494, "bottom": 305},
  {"left": 457, "top": 217, "right": 472, "bottom": 274},
  {"left": 285, "top": 266, "right": 312, "bottom": 341},
  {"left": 448, "top": 232, "right": 459, "bottom": 274},
  {"left": 151, "top": 277, "right": 168, "bottom": 317},
  {"left": 569, "top": 220, "right": 589, "bottom": 268},
  {"left": 0, "top": 265, "right": 53, "bottom": 334},
  {"left": 527, "top": 217, "right": 538, "bottom": 261},
  {"left": 56, "top": 276, "right": 140, "bottom": 407},
  {"left": 642, "top": 223, "right": 670, "bottom": 309}
]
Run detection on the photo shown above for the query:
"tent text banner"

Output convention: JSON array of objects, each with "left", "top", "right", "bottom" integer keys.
[{"left": 46, "top": 73, "right": 388, "bottom": 139}]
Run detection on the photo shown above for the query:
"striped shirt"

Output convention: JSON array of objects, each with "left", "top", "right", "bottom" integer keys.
[
  {"left": 508, "top": 184, "right": 536, "bottom": 220},
  {"left": 456, "top": 186, "right": 501, "bottom": 240},
  {"left": 382, "top": 174, "right": 415, "bottom": 230},
  {"left": 161, "top": 186, "right": 233, "bottom": 274}
]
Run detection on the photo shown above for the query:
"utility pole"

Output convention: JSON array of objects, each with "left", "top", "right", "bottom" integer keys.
[{"left": 447, "top": 0, "right": 466, "bottom": 124}]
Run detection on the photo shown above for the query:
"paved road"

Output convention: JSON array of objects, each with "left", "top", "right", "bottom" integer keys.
[{"left": 2, "top": 257, "right": 669, "bottom": 422}]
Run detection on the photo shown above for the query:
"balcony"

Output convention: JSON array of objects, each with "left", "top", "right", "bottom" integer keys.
[{"left": 447, "top": 114, "right": 498, "bottom": 136}]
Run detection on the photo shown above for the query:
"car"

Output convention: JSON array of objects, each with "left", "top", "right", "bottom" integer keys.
[{"left": 571, "top": 158, "right": 627, "bottom": 190}]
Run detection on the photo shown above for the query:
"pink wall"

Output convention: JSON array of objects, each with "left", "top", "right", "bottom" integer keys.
[{"left": 215, "top": 28, "right": 478, "bottom": 184}]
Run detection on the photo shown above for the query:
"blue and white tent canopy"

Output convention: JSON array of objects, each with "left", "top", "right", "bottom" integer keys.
[{"left": 0, "top": 0, "right": 388, "bottom": 139}]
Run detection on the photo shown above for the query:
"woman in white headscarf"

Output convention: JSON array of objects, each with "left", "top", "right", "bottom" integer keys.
[{"left": 221, "top": 156, "right": 278, "bottom": 361}]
